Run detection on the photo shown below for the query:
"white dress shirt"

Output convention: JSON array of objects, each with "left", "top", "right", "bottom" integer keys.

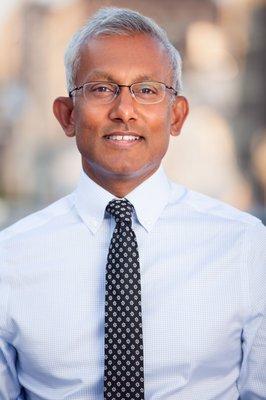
[{"left": 0, "top": 167, "right": 265, "bottom": 400}]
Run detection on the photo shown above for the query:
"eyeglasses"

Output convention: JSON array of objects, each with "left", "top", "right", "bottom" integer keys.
[{"left": 69, "top": 81, "right": 178, "bottom": 105}]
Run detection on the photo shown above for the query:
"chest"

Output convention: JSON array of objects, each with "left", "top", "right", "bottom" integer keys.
[{"left": 10, "top": 226, "right": 246, "bottom": 388}]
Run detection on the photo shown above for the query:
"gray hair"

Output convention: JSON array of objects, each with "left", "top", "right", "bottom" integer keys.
[{"left": 64, "top": 7, "right": 183, "bottom": 94}]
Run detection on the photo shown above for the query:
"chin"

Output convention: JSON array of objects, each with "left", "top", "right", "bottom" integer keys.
[
  {"left": 84, "top": 157, "right": 158, "bottom": 182},
  {"left": 108, "top": 168, "right": 141, "bottom": 180},
  {"left": 106, "top": 162, "right": 157, "bottom": 180}
]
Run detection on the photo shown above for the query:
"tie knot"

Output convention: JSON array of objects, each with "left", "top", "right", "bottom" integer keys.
[{"left": 106, "top": 199, "right": 134, "bottom": 224}]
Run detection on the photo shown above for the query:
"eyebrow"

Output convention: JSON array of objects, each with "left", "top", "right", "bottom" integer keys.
[{"left": 84, "top": 70, "right": 156, "bottom": 83}]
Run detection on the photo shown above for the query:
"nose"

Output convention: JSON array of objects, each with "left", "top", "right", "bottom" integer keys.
[{"left": 108, "top": 87, "right": 138, "bottom": 123}]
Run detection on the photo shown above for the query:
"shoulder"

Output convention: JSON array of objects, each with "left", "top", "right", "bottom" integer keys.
[
  {"left": 169, "top": 183, "right": 265, "bottom": 300},
  {"left": 170, "top": 181, "right": 263, "bottom": 228},
  {"left": 168, "top": 182, "right": 265, "bottom": 261},
  {"left": 170, "top": 181, "right": 265, "bottom": 269},
  {"left": 0, "top": 193, "right": 75, "bottom": 244}
]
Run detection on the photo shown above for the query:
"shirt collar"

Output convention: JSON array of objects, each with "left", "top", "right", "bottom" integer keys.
[
  {"left": 126, "top": 167, "right": 171, "bottom": 232},
  {"left": 74, "top": 166, "right": 171, "bottom": 234}
]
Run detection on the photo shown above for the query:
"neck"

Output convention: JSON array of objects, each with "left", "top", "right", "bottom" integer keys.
[{"left": 82, "top": 160, "right": 159, "bottom": 197}]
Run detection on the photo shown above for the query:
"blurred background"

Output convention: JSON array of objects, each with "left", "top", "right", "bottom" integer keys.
[{"left": 0, "top": 0, "right": 265, "bottom": 229}]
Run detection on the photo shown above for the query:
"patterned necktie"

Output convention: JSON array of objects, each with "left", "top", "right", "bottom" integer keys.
[{"left": 104, "top": 199, "right": 145, "bottom": 399}]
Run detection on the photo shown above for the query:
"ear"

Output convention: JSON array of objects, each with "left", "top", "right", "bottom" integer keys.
[
  {"left": 170, "top": 96, "right": 189, "bottom": 137},
  {"left": 53, "top": 96, "right": 76, "bottom": 137}
]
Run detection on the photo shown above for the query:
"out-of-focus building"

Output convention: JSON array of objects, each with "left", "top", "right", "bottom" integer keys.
[{"left": 0, "top": 0, "right": 265, "bottom": 227}]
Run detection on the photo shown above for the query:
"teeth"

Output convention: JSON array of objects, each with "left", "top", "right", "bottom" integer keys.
[{"left": 106, "top": 135, "right": 140, "bottom": 141}]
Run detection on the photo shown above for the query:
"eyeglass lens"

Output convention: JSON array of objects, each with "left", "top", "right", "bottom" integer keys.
[{"left": 82, "top": 82, "right": 166, "bottom": 104}]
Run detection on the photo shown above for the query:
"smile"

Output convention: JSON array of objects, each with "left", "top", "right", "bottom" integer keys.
[{"left": 104, "top": 135, "right": 142, "bottom": 141}]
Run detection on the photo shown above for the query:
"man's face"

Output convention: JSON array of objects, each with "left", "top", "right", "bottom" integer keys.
[{"left": 56, "top": 34, "right": 188, "bottom": 195}]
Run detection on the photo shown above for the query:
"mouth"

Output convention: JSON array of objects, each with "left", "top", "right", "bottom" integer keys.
[{"left": 103, "top": 132, "right": 144, "bottom": 146}]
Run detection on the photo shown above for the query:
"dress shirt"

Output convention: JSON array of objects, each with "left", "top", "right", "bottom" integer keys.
[{"left": 0, "top": 166, "right": 265, "bottom": 400}]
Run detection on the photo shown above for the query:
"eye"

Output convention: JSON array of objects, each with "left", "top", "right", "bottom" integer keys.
[
  {"left": 140, "top": 87, "right": 154, "bottom": 94},
  {"left": 85, "top": 82, "right": 117, "bottom": 98},
  {"left": 134, "top": 83, "right": 159, "bottom": 96},
  {"left": 90, "top": 83, "right": 114, "bottom": 93}
]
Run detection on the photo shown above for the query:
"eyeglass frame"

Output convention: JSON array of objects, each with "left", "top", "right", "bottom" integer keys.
[{"left": 68, "top": 80, "right": 178, "bottom": 104}]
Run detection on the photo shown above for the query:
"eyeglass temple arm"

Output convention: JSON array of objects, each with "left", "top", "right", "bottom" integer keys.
[
  {"left": 165, "top": 85, "right": 178, "bottom": 96},
  {"left": 69, "top": 84, "right": 84, "bottom": 98}
]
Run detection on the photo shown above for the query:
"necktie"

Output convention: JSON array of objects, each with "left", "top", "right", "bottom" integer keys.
[{"left": 104, "top": 199, "right": 145, "bottom": 399}]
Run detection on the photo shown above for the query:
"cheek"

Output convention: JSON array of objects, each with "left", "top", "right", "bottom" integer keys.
[
  {"left": 75, "top": 114, "right": 94, "bottom": 133},
  {"left": 147, "top": 108, "right": 171, "bottom": 141},
  {"left": 74, "top": 110, "right": 105, "bottom": 151},
  {"left": 73, "top": 103, "right": 104, "bottom": 131},
  {"left": 72, "top": 111, "right": 95, "bottom": 154},
  {"left": 150, "top": 103, "right": 171, "bottom": 127}
]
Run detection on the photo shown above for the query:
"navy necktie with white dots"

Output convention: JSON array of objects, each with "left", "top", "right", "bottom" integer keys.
[{"left": 104, "top": 199, "right": 145, "bottom": 399}]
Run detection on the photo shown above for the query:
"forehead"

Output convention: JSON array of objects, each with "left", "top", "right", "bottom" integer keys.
[{"left": 76, "top": 34, "right": 172, "bottom": 85}]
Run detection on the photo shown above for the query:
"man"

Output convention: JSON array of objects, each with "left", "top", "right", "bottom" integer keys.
[{"left": 0, "top": 7, "right": 265, "bottom": 400}]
